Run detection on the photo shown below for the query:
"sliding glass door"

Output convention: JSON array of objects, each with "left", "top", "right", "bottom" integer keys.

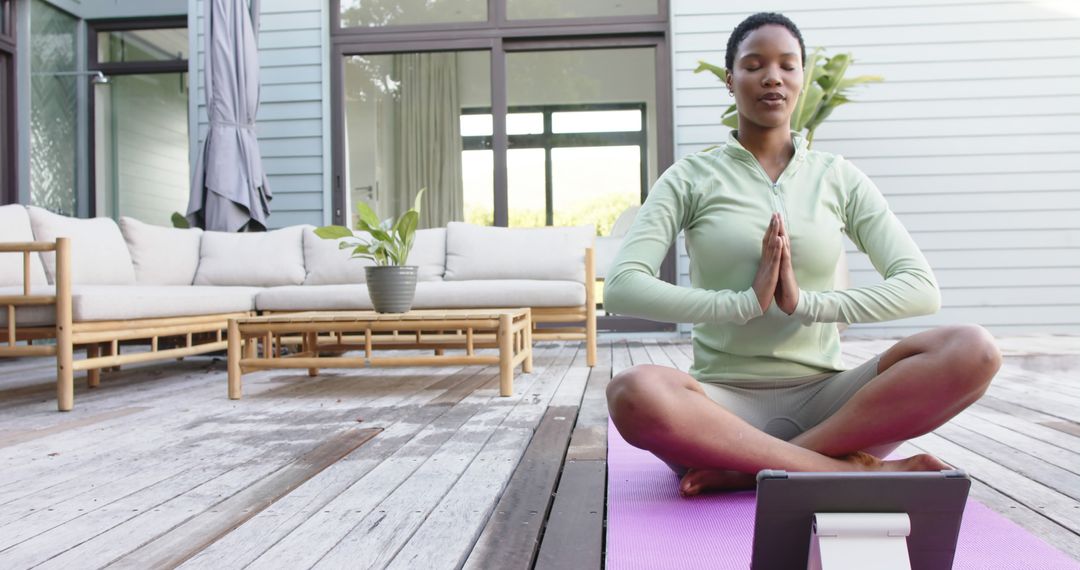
[
  {"left": 340, "top": 50, "right": 491, "bottom": 230},
  {"left": 90, "top": 21, "right": 189, "bottom": 225},
  {"left": 330, "top": 0, "right": 674, "bottom": 331}
]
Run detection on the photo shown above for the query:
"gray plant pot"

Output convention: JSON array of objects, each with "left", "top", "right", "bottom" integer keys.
[{"left": 365, "top": 265, "right": 419, "bottom": 313}]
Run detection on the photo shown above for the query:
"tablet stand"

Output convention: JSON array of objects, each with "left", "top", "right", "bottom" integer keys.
[{"left": 807, "top": 513, "right": 912, "bottom": 570}]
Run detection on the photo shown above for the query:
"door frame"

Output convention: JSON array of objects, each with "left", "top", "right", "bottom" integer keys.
[
  {"left": 85, "top": 16, "right": 187, "bottom": 218},
  {"left": 0, "top": 0, "right": 16, "bottom": 205},
  {"left": 329, "top": 7, "right": 677, "bottom": 333}
]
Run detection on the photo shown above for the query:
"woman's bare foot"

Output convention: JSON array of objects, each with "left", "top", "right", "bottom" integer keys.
[
  {"left": 679, "top": 469, "right": 755, "bottom": 496},
  {"left": 677, "top": 452, "right": 951, "bottom": 497}
]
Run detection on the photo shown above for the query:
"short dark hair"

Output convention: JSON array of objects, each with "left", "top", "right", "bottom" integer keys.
[{"left": 725, "top": 12, "right": 806, "bottom": 72}]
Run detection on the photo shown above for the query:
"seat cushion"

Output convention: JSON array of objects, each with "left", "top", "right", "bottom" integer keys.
[
  {"left": 70, "top": 285, "right": 258, "bottom": 321},
  {"left": 444, "top": 222, "right": 594, "bottom": 282},
  {"left": 0, "top": 205, "right": 49, "bottom": 287},
  {"left": 120, "top": 217, "right": 203, "bottom": 285},
  {"left": 195, "top": 226, "right": 306, "bottom": 287},
  {"left": 303, "top": 227, "right": 446, "bottom": 285},
  {"left": 412, "top": 280, "right": 586, "bottom": 309},
  {"left": 256, "top": 285, "right": 373, "bottom": 312},
  {"left": 27, "top": 206, "right": 137, "bottom": 285},
  {"left": 0, "top": 285, "right": 55, "bottom": 327}
]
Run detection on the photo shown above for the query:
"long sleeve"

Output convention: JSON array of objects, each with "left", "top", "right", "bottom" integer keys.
[
  {"left": 791, "top": 160, "right": 940, "bottom": 325},
  {"left": 603, "top": 161, "right": 764, "bottom": 325}
]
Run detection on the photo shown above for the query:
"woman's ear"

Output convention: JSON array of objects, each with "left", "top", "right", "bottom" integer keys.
[{"left": 725, "top": 71, "right": 734, "bottom": 95}]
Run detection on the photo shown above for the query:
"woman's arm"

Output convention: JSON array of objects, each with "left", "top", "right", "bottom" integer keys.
[
  {"left": 790, "top": 160, "right": 940, "bottom": 325},
  {"left": 603, "top": 163, "right": 766, "bottom": 325}
]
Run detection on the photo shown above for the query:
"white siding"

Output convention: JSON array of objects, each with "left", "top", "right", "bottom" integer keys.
[
  {"left": 189, "top": 0, "right": 328, "bottom": 229},
  {"left": 671, "top": 0, "right": 1080, "bottom": 337}
]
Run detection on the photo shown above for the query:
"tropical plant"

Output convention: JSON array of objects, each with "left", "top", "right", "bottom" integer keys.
[
  {"left": 693, "top": 48, "right": 883, "bottom": 148},
  {"left": 171, "top": 212, "right": 190, "bottom": 229},
  {"left": 314, "top": 189, "right": 426, "bottom": 266}
]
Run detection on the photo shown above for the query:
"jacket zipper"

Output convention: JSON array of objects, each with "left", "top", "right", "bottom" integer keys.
[{"left": 749, "top": 161, "right": 792, "bottom": 232}]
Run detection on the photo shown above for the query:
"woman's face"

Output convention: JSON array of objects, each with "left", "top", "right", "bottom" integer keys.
[{"left": 726, "top": 25, "right": 804, "bottom": 131}]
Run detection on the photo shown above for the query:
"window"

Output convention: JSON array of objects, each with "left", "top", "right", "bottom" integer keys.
[{"left": 461, "top": 104, "right": 646, "bottom": 232}]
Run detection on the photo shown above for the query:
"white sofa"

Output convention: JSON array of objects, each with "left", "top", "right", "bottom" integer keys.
[{"left": 0, "top": 205, "right": 596, "bottom": 411}]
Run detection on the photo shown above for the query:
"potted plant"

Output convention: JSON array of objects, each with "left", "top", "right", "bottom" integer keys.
[{"left": 314, "top": 189, "right": 426, "bottom": 313}]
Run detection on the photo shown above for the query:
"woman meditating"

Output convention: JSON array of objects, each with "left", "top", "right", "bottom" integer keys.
[{"left": 603, "top": 12, "right": 1002, "bottom": 496}]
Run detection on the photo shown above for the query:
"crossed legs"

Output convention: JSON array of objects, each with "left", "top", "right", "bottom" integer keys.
[{"left": 606, "top": 325, "right": 1002, "bottom": 495}]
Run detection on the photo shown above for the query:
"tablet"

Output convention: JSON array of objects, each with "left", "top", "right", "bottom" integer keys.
[{"left": 750, "top": 469, "right": 971, "bottom": 570}]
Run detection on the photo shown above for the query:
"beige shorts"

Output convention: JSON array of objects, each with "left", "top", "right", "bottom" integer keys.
[{"left": 697, "top": 355, "right": 884, "bottom": 442}]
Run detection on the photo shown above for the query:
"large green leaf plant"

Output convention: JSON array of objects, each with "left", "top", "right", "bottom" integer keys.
[
  {"left": 694, "top": 48, "right": 883, "bottom": 148},
  {"left": 314, "top": 189, "right": 426, "bottom": 266}
]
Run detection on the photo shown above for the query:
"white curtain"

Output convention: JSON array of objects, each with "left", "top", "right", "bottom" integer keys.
[{"left": 392, "top": 53, "right": 464, "bottom": 228}]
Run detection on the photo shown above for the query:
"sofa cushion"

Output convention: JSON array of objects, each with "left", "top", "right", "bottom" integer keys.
[
  {"left": 303, "top": 227, "right": 446, "bottom": 285},
  {"left": 70, "top": 285, "right": 258, "bottom": 321},
  {"left": 27, "top": 206, "right": 137, "bottom": 285},
  {"left": 412, "top": 280, "right": 586, "bottom": 309},
  {"left": 0, "top": 205, "right": 49, "bottom": 287},
  {"left": 256, "top": 284, "right": 373, "bottom": 312},
  {"left": 195, "top": 226, "right": 306, "bottom": 287},
  {"left": 120, "top": 217, "right": 203, "bottom": 285},
  {"left": 0, "top": 285, "right": 55, "bottom": 326},
  {"left": 444, "top": 222, "right": 594, "bottom": 282}
]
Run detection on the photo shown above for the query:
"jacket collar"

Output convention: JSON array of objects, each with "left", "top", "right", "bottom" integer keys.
[{"left": 722, "top": 129, "right": 808, "bottom": 165}]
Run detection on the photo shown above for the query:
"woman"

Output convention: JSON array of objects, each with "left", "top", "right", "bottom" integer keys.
[{"left": 603, "top": 12, "right": 1001, "bottom": 496}]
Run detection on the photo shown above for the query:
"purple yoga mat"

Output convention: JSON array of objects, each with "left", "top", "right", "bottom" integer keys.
[{"left": 606, "top": 419, "right": 1079, "bottom": 570}]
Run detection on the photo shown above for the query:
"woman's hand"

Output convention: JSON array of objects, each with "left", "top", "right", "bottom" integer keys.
[
  {"left": 775, "top": 217, "right": 799, "bottom": 315},
  {"left": 753, "top": 213, "right": 783, "bottom": 312}
]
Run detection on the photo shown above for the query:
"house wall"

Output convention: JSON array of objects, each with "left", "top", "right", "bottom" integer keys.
[
  {"left": 671, "top": 0, "right": 1080, "bottom": 337},
  {"left": 189, "top": 0, "right": 329, "bottom": 228}
]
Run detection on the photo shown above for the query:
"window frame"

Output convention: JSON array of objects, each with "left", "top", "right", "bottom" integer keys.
[
  {"left": 85, "top": 16, "right": 188, "bottom": 217},
  {"left": 461, "top": 102, "right": 648, "bottom": 226},
  {"left": 0, "top": 0, "right": 15, "bottom": 205}
]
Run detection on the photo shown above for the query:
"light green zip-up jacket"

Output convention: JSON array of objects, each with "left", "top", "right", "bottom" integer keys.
[{"left": 604, "top": 130, "right": 940, "bottom": 382}]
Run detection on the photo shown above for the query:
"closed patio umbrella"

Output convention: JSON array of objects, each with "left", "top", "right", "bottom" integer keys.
[{"left": 187, "top": 0, "right": 271, "bottom": 232}]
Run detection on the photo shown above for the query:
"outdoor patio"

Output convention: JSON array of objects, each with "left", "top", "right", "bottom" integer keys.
[{"left": 0, "top": 334, "right": 1077, "bottom": 568}]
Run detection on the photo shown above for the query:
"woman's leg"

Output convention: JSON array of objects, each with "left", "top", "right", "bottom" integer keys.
[
  {"left": 787, "top": 324, "right": 1001, "bottom": 457},
  {"left": 606, "top": 363, "right": 947, "bottom": 494}
]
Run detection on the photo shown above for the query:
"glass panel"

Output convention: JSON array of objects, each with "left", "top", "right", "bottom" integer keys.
[
  {"left": 344, "top": 50, "right": 490, "bottom": 229},
  {"left": 340, "top": 0, "right": 486, "bottom": 28},
  {"left": 460, "top": 113, "right": 491, "bottom": 137},
  {"left": 507, "top": 48, "right": 657, "bottom": 235},
  {"left": 508, "top": 112, "right": 542, "bottom": 135},
  {"left": 97, "top": 28, "right": 188, "bottom": 64},
  {"left": 552, "top": 146, "right": 639, "bottom": 233},
  {"left": 0, "top": 55, "right": 8, "bottom": 200},
  {"left": 29, "top": 0, "right": 78, "bottom": 215},
  {"left": 507, "top": 148, "right": 545, "bottom": 227},
  {"left": 95, "top": 73, "right": 189, "bottom": 225},
  {"left": 507, "top": 0, "right": 658, "bottom": 21},
  {"left": 552, "top": 109, "right": 641, "bottom": 133}
]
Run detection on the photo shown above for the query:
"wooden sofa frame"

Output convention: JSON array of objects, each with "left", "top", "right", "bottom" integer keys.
[{"left": 1, "top": 240, "right": 597, "bottom": 411}]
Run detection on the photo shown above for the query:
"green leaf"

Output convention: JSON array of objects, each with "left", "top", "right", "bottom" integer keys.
[
  {"left": 413, "top": 187, "right": 426, "bottom": 214},
  {"left": 354, "top": 200, "right": 381, "bottom": 231},
  {"left": 315, "top": 225, "right": 355, "bottom": 239},
  {"left": 692, "top": 60, "right": 728, "bottom": 83},
  {"left": 352, "top": 243, "right": 373, "bottom": 256},
  {"left": 170, "top": 212, "right": 190, "bottom": 229}
]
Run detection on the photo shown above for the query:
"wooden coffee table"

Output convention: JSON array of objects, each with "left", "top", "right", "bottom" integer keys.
[{"left": 227, "top": 308, "right": 532, "bottom": 399}]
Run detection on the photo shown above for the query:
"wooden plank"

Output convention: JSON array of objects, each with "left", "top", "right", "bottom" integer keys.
[
  {"left": 948, "top": 411, "right": 1080, "bottom": 476},
  {"left": 0, "top": 406, "right": 149, "bottom": 449},
  {"left": 461, "top": 405, "right": 579, "bottom": 570},
  {"left": 377, "top": 349, "right": 584, "bottom": 570},
  {"left": 534, "top": 460, "right": 606, "bottom": 570},
  {"left": 932, "top": 422, "right": 1080, "bottom": 502},
  {"left": 0, "top": 370, "right": 442, "bottom": 561},
  {"left": 897, "top": 442, "right": 1080, "bottom": 561},
  {"left": 233, "top": 346, "right": 577, "bottom": 569},
  {"left": 641, "top": 339, "right": 676, "bottom": 368},
  {"left": 910, "top": 432, "right": 1080, "bottom": 533},
  {"left": 176, "top": 352, "right": 546, "bottom": 570},
  {"left": 612, "top": 340, "right": 633, "bottom": 375},
  {"left": 111, "top": 428, "right": 382, "bottom": 569},
  {"left": 179, "top": 367, "right": 505, "bottom": 570}
]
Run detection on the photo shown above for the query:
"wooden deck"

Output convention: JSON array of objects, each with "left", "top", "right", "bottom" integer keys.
[{"left": 0, "top": 336, "right": 1077, "bottom": 568}]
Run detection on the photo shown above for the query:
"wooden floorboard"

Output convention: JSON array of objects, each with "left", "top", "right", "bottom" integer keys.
[{"left": 1, "top": 336, "right": 1078, "bottom": 568}]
